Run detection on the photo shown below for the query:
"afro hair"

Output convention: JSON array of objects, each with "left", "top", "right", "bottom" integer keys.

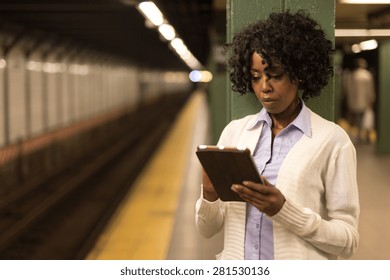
[{"left": 226, "top": 10, "right": 334, "bottom": 101}]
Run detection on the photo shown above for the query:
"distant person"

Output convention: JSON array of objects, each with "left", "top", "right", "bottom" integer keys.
[
  {"left": 195, "top": 10, "right": 359, "bottom": 260},
  {"left": 345, "top": 58, "right": 376, "bottom": 142}
]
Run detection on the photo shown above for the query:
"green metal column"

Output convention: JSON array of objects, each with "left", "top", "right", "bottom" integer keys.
[
  {"left": 207, "top": 11, "right": 228, "bottom": 144},
  {"left": 377, "top": 40, "right": 390, "bottom": 153},
  {"left": 227, "top": 0, "right": 335, "bottom": 121},
  {"left": 334, "top": 50, "right": 343, "bottom": 121}
]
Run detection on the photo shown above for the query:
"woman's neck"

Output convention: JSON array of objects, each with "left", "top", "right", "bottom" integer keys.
[{"left": 270, "top": 98, "right": 302, "bottom": 129}]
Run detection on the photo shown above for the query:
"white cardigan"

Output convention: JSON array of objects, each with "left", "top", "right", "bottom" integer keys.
[{"left": 195, "top": 110, "right": 360, "bottom": 260}]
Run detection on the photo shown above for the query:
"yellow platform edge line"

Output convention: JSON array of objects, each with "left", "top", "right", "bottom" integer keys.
[{"left": 86, "top": 91, "right": 205, "bottom": 260}]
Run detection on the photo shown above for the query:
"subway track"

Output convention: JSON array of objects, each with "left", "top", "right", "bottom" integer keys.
[{"left": 0, "top": 93, "right": 189, "bottom": 259}]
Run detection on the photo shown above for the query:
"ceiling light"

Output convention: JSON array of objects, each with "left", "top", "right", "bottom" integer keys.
[
  {"left": 137, "top": 1, "right": 203, "bottom": 70},
  {"left": 335, "top": 29, "right": 390, "bottom": 36},
  {"left": 158, "top": 24, "right": 176, "bottom": 41},
  {"left": 189, "top": 70, "right": 213, "bottom": 82},
  {"left": 359, "top": 39, "right": 378, "bottom": 50},
  {"left": 351, "top": 44, "right": 361, "bottom": 53},
  {"left": 169, "top": 39, "right": 201, "bottom": 69},
  {"left": 170, "top": 38, "right": 186, "bottom": 52},
  {"left": 351, "top": 39, "right": 378, "bottom": 53},
  {"left": 138, "top": 1, "right": 163, "bottom": 26},
  {"left": 339, "top": 0, "right": 390, "bottom": 3},
  {"left": 189, "top": 70, "right": 202, "bottom": 82}
]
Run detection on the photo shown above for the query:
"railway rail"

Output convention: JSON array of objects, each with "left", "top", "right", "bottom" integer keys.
[{"left": 0, "top": 93, "right": 189, "bottom": 259}]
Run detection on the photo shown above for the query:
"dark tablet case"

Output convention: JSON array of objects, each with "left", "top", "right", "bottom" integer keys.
[{"left": 196, "top": 146, "right": 263, "bottom": 201}]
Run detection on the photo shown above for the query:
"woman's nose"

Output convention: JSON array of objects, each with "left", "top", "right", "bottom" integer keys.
[{"left": 260, "top": 78, "right": 272, "bottom": 93}]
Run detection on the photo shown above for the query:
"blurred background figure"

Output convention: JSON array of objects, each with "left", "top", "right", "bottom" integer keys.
[{"left": 344, "top": 58, "right": 376, "bottom": 144}]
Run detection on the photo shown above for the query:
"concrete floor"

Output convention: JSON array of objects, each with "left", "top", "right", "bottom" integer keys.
[{"left": 350, "top": 144, "right": 390, "bottom": 259}]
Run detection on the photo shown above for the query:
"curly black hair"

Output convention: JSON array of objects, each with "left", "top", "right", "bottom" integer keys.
[{"left": 226, "top": 10, "right": 334, "bottom": 101}]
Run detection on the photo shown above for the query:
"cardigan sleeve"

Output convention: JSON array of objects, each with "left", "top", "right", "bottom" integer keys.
[
  {"left": 272, "top": 140, "right": 360, "bottom": 259},
  {"left": 195, "top": 186, "right": 225, "bottom": 238}
]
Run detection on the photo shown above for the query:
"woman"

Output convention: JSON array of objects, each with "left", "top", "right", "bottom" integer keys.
[{"left": 195, "top": 10, "right": 359, "bottom": 260}]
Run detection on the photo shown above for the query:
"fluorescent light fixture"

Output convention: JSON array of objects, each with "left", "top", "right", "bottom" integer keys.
[
  {"left": 360, "top": 39, "right": 378, "bottom": 50},
  {"left": 138, "top": 1, "right": 163, "bottom": 26},
  {"left": 189, "top": 70, "right": 213, "bottom": 83},
  {"left": 335, "top": 29, "right": 390, "bottom": 37},
  {"left": 189, "top": 70, "right": 202, "bottom": 82},
  {"left": 137, "top": 1, "right": 203, "bottom": 70},
  {"left": 170, "top": 38, "right": 185, "bottom": 51},
  {"left": 158, "top": 24, "right": 176, "bottom": 41},
  {"left": 339, "top": 0, "right": 390, "bottom": 3},
  {"left": 184, "top": 55, "right": 201, "bottom": 70},
  {"left": 351, "top": 39, "right": 378, "bottom": 53},
  {"left": 351, "top": 44, "right": 361, "bottom": 53},
  {"left": 170, "top": 38, "right": 201, "bottom": 69}
]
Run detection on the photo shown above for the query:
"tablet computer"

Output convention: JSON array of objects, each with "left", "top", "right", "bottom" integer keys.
[{"left": 196, "top": 145, "right": 263, "bottom": 202}]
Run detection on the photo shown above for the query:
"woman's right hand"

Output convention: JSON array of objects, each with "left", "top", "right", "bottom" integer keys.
[{"left": 202, "top": 169, "right": 219, "bottom": 202}]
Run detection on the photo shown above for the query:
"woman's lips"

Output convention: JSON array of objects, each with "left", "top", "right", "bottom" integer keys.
[{"left": 262, "top": 98, "right": 275, "bottom": 104}]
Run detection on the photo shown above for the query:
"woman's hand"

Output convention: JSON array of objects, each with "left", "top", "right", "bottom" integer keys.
[
  {"left": 202, "top": 169, "right": 219, "bottom": 202},
  {"left": 231, "top": 177, "right": 285, "bottom": 216}
]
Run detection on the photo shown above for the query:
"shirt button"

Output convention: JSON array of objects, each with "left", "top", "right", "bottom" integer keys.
[
  {"left": 255, "top": 244, "right": 259, "bottom": 249},
  {"left": 256, "top": 224, "right": 260, "bottom": 229}
]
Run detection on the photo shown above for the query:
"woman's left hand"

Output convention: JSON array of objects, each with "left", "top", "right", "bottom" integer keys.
[{"left": 231, "top": 177, "right": 285, "bottom": 216}]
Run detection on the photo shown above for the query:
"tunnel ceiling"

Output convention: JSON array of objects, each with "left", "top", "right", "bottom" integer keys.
[
  {"left": 0, "top": 0, "right": 214, "bottom": 71},
  {"left": 0, "top": 1, "right": 389, "bottom": 71}
]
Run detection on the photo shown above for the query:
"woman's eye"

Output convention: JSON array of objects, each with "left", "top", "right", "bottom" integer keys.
[
  {"left": 270, "top": 73, "right": 283, "bottom": 80},
  {"left": 251, "top": 76, "right": 260, "bottom": 81}
]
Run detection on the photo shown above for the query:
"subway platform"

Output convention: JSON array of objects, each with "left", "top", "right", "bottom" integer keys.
[{"left": 86, "top": 90, "right": 390, "bottom": 260}]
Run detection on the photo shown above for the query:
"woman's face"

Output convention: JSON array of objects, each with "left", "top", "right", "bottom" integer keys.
[{"left": 250, "top": 52, "right": 299, "bottom": 115}]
